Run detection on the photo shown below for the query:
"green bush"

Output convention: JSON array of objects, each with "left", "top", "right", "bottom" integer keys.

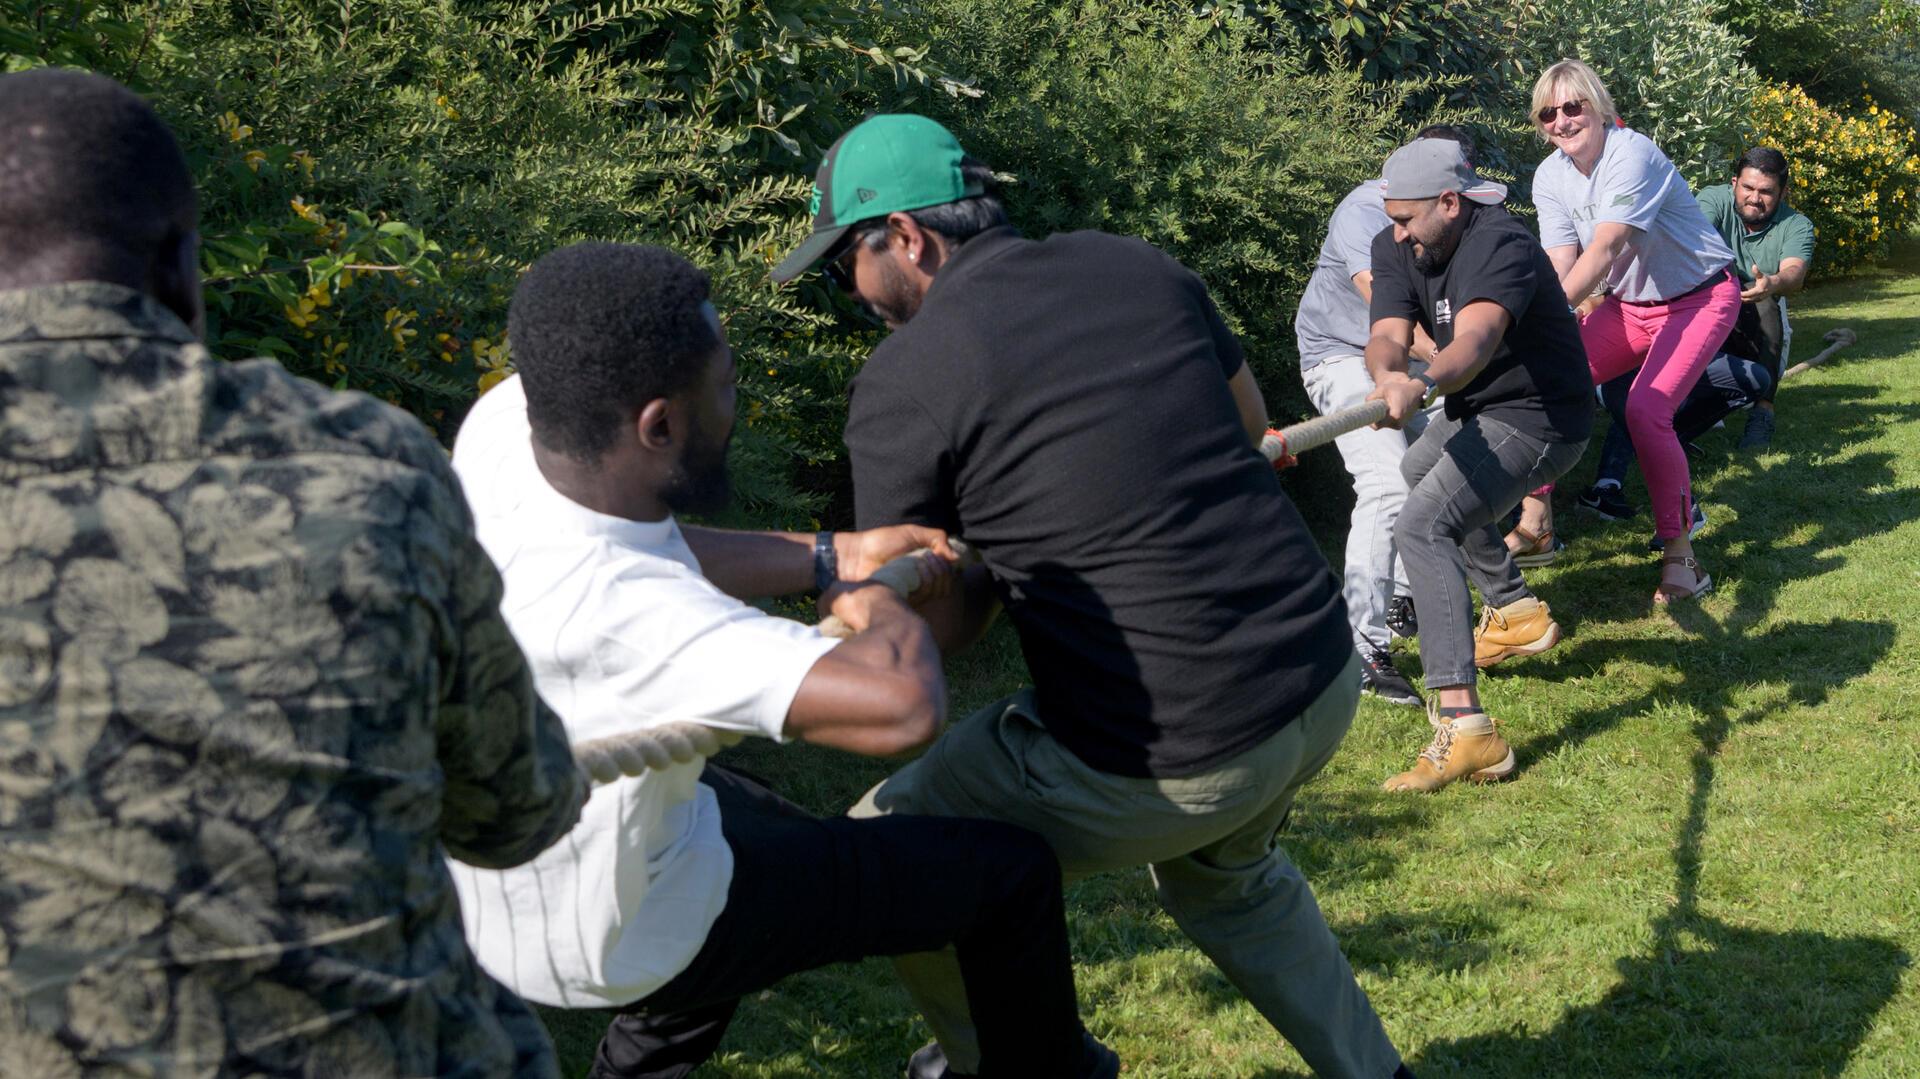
[
  {"left": 1480, "top": 0, "right": 1761, "bottom": 191},
  {"left": 3, "top": 0, "right": 971, "bottom": 526}
]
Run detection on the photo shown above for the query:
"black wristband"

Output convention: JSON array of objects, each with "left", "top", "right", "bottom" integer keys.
[{"left": 812, "top": 531, "right": 838, "bottom": 593}]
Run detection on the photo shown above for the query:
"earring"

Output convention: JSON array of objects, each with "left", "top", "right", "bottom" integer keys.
[{"left": 909, "top": 252, "right": 919, "bottom": 263}]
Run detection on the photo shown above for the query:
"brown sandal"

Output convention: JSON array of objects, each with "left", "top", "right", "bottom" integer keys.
[
  {"left": 1505, "top": 524, "right": 1560, "bottom": 568},
  {"left": 1654, "top": 553, "right": 1713, "bottom": 604}
]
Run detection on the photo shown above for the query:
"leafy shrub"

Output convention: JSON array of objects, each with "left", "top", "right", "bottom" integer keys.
[
  {"left": 1483, "top": 0, "right": 1760, "bottom": 192},
  {"left": 1720, "top": 0, "right": 1920, "bottom": 124},
  {"left": 4, "top": 0, "right": 970, "bottom": 526},
  {"left": 1748, "top": 81, "right": 1920, "bottom": 273},
  {"left": 1233, "top": 0, "right": 1486, "bottom": 85}
]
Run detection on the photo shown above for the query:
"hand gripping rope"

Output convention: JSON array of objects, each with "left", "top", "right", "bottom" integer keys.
[
  {"left": 1253, "top": 325, "right": 1856, "bottom": 471},
  {"left": 570, "top": 539, "right": 976, "bottom": 785}
]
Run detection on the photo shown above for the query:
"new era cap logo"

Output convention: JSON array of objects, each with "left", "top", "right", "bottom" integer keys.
[{"left": 857, "top": 188, "right": 879, "bottom": 203}]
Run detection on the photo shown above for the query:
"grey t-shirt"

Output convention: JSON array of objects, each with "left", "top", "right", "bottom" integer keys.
[
  {"left": 1532, "top": 126, "right": 1733, "bottom": 303},
  {"left": 1294, "top": 179, "right": 1387, "bottom": 371}
]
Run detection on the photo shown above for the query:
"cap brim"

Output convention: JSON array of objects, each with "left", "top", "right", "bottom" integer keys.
[
  {"left": 771, "top": 224, "right": 852, "bottom": 284},
  {"left": 1463, "top": 180, "right": 1508, "bottom": 205}
]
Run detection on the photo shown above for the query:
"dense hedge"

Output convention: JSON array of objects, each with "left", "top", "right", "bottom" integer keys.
[{"left": 6, "top": 0, "right": 1918, "bottom": 532}]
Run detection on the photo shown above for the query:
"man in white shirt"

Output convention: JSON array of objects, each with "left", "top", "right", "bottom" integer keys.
[{"left": 448, "top": 243, "right": 1113, "bottom": 1078}]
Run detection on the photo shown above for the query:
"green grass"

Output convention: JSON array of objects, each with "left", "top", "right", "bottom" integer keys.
[{"left": 539, "top": 241, "right": 1920, "bottom": 1076}]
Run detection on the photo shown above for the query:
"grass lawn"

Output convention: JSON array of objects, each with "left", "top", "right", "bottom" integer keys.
[{"left": 538, "top": 241, "right": 1920, "bottom": 1077}]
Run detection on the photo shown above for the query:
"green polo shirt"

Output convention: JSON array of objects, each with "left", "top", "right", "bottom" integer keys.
[{"left": 1695, "top": 182, "right": 1816, "bottom": 285}]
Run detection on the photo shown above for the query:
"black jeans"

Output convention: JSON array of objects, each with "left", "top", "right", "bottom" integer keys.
[
  {"left": 1594, "top": 300, "right": 1782, "bottom": 483},
  {"left": 588, "top": 764, "right": 1084, "bottom": 1079}
]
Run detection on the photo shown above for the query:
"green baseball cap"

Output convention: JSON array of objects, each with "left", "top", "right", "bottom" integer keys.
[{"left": 771, "top": 114, "right": 983, "bottom": 284}]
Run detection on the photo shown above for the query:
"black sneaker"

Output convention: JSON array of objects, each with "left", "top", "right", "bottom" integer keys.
[
  {"left": 1385, "top": 594, "right": 1419, "bottom": 639},
  {"left": 1360, "top": 645, "right": 1423, "bottom": 707},
  {"left": 1647, "top": 501, "right": 1708, "bottom": 552},
  {"left": 1577, "top": 482, "right": 1635, "bottom": 521},
  {"left": 1738, "top": 407, "right": 1775, "bottom": 450},
  {"left": 908, "top": 1030, "right": 1118, "bottom": 1079}
]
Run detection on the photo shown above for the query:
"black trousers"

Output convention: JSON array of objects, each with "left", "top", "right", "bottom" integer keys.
[{"left": 588, "top": 764, "right": 1084, "bottom": 1079}]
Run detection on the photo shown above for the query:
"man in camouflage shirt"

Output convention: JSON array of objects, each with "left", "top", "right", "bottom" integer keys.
[{"left": 0, "top": 70, "right": 587, "bottom": 1076}]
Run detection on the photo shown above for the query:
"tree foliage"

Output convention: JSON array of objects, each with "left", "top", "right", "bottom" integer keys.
[{"left": 3, "top": 0, "right": 972, "bottom": 525}]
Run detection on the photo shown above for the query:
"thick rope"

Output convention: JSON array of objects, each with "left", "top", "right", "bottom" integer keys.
[
  {"left": 572, "top": 537, "right": 975, "bottom": 784},
  {"left": 574, "top": 722, "right": 747, "bottom": 785},
  {"left": 1780, "top": 327, "right": 1855, "bottom": 382},
  {"left": 1262, "top": 399, "right": 1390, "bottom": 465}
]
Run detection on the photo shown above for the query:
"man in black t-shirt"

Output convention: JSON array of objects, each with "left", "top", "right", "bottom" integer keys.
[
  {"left": 1363, "top": 138, "right": 1594, "bottom": 793},
  {"left": 772, "top": 114, "right": 1411, "bottom": 1079}
]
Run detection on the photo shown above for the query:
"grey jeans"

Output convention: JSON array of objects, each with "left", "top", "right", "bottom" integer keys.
[
  {"left": 850, "top": 654, "right": 1404, "bottom": 1079},
  {"left": 1396, "top": 409, "right": 1587, "bottom": 689},
  {"left": 1302, "top": 355, "right": 1440, "bottom": 653}
]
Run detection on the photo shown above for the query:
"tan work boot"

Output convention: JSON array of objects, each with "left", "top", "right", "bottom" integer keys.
[
  {"left": 1473, "top": 596, "right": 1561, "bottom": 668},
  {"left": 1383, "top": 706, "right": 1516, "bottom": 792}
]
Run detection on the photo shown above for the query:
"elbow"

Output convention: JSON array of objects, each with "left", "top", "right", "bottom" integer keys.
[{"left": 873, "top": 676, "right": 945, "bottom": 755}]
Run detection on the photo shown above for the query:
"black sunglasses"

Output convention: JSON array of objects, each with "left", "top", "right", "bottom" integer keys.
[
  {"left": 1536, "top": 98, "right": 1588, "bottom": 125},
  {"left": 820, "top": 237, "right": 860, "bottom": 291}
]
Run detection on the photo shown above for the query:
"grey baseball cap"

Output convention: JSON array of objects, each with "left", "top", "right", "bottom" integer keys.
[{"left": 1380, "top": 138, "right": 1507, "bottom": 204}]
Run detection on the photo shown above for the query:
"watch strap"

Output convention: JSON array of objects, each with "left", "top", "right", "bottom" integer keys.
[{"left": 812, "top": 531, "right": 838, "bottom": 593}]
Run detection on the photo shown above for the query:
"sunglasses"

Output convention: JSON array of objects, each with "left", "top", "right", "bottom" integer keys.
[
  {"left": 821, "top": 238, "right": 860, "bottom": 292},
  {"left": 1536, "top": 98, "right": 1588, "bottom": 125}
]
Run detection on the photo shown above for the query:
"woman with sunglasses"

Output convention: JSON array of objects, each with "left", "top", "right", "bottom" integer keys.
[{"left": 1528, "top": 58, "right": 1738, "bottom": 603}]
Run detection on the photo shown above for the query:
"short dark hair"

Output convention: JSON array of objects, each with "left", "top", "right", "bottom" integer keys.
[
  {"left": 0, "top": 68, "right": 196, "bottom": 269},
  {"left": 508, "top": 243, "right": 720, "bottom": 464},
  {"left": 853, "top": 157, "right": 1009, "bottom": 252},
  {"left": 1734, "top": 146, "right": 1790, "bottom": 187},
  {"left": 1415, "top": 124, "right": 1479, "bottom": 169}
]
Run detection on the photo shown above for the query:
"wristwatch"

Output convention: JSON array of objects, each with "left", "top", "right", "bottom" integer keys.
[
  {"left": 1414, "top": 370, "right": 1440, "bottom": 405},
  {"left": 812, "top": 531, "right": 838, "bottom": 593}
]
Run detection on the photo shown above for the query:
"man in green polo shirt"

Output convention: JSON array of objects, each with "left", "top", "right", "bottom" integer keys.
[{"left": 1694, "top": 146, "right": 1816, "bottom": 449}]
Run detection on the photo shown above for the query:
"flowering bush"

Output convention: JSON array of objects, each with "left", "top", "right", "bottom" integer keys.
[{"left": 1749, "top": 81, "right": 1920, "bottom": 273}]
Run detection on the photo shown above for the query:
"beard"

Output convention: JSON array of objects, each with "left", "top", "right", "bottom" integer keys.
[
  {"left": 661, "top": 412, "right": 733, "bottom": 517},
  {"left": 1411, "top": 211, "right": 1470, "bottom": 275},
  {"left": 1737, "top": 202, "right": 1773, "bottom": 226},
  {"left": 861, "top": 254, "right": 925, "bottom": 328}
]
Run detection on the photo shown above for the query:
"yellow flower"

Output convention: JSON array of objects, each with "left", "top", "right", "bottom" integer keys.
[
  {"left": 290, "top": 149, "right": 317, "bottom": 177},
  {"left": 436, "top": 94, "right": 459, "bottom": 120},
  {"left": 217, "top": 112, "right": 253, "bottom": 143},
  {"left": 289, "top": 197, "right": 325, "bottom": 225},
  {"left": 305, "top": 281, "right": 331, "bottom": 308},
  {"left": 242, "top": 150, "right": 267, "bottom": 172},
  {"left": 382, "top": 308, "right": 418, "bottom": 351},
  {"left": 320, "top": 336, "right": 350, "bottom": 377},
  {"left": 284, "top": 298, "right": 318, "bottom": 329}
]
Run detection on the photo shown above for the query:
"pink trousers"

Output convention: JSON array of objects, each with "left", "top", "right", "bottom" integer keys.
[{"left": 1580, "top": 272, "right": 1742, "bottom": 539}]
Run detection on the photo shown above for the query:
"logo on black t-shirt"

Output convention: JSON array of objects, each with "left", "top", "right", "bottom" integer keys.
[{"left": 1435, "top": 298, "right": 1453, "bottom": 327}]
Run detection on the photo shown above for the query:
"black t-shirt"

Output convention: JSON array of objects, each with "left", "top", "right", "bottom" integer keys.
[
  {"left": 846, "top": 226, "right": 1352, "bottom": 779},
  {"left": 1369, "top": 204, "right": 1594, "bottom": 441}
]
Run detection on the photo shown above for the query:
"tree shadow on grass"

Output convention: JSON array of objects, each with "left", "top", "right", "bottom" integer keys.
[
  {"left": 1411, "top": 603, "right": 1909, "bottom": 1078},
  {"left": 1539, "top": 379, "right": 1920, "bottom": 640}
]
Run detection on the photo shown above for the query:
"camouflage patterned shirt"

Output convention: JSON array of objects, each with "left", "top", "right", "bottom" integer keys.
[{"left": 0, "top": 282, "right": 587, "bottom": 1077}]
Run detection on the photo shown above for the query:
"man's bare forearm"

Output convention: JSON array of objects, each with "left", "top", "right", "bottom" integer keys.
[{"left": 682, "top": 525, "right": 815, "bottom": 599}]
